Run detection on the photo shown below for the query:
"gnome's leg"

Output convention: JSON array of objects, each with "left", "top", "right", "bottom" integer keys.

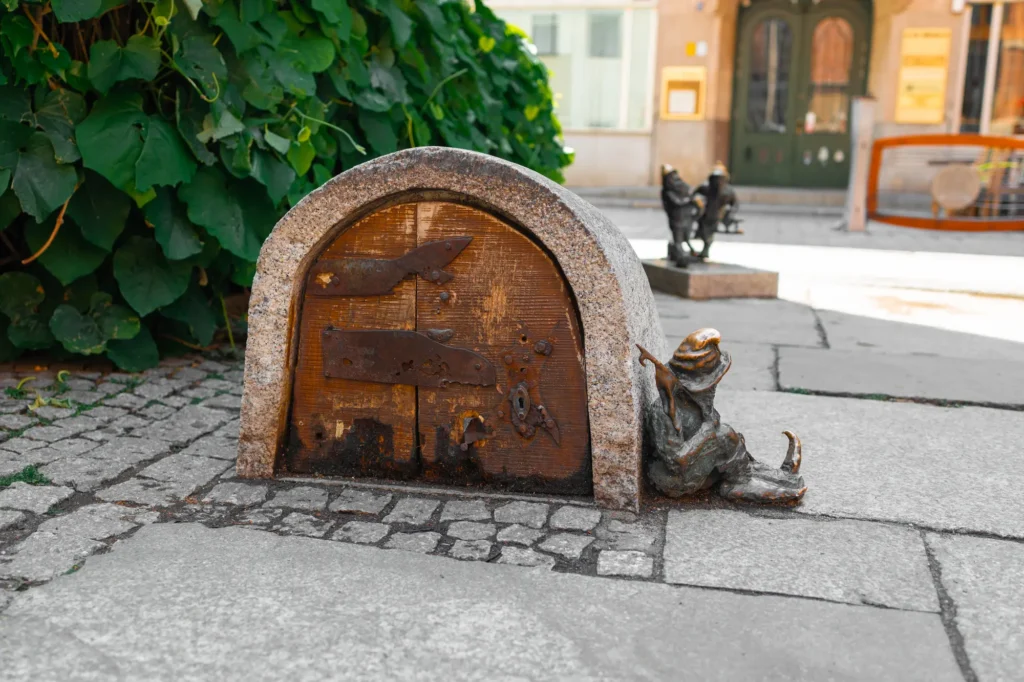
[{"left": 715, "top": 428, "right": 807, "bottom": 502}]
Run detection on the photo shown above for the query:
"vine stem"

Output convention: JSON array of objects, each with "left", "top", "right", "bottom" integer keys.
[
  {"left": 287, "top": 106, "right": 366, "bottom": 155},
  {"left": 423, "top": 68, "right": 468, "bottom": 108},
  {"left": 219, "top": 293, "right": 236, "bottom": 354},
  {"left": 22, "top": 189, "right": 76, "bottom": 265},
  {"left": 23, "top": 5, "right": 60, "bottom": 58}
]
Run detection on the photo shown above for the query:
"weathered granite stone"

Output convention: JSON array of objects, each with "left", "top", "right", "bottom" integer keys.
[
  {"left": 61, "top": 390, "right": 103, "bottom": 406},
  {"left": 450, "top": 539, "right": 493, "bottom": 561},
  {"left": 329, "top": 488, "right": 392, "bottom": 515},
  {"left": 278, "top": 512, "right": 330, "bottom": 538},
  {"left": 133, "top": 405, "right": 228, "bottom": 446},
  {"left": 496, "top": 524, "right": 545, "bottom": 546},
  {"left": 237, "top": 508, "right": 282, "bottom": 526},
  {"left": 446, "top": 521, "right": 496, "bottom": 541},
  {"left": 439, "top": 499, "right": 491, "bottom": 522},
  {"left": 139, "top": 404, "right": 177, "bottom": 421},
  {"left": 30, "top": 406, "right": 76, "bottom": 421},
  {"left": 0, "top": 483, "right": 74, "bottom": 514},
  {"left": 383, "top": 497, "right": 439, "bottom": 525},
  {"left": 549, "top": 505, "right": 602, "bottom": 531},
  {"left": 37, "top": 503, "right": 158, "bottom": 540},
  {"left": 181, "top": 387, "right": 217, "bottom": 400},
  {"left": 34, "top": 438, "right": 99, "bottom": 459},
  {"left": 203, "top": 379, "right": 236, "bottom": 392},
  {"left": 134, "top": 453, "right": 231, "bottom": 490},
  {"left": 494, "top": 501, "right": 549, "bottom": 529},
  {"left": 385, "top": 531, "right": 441, "bottom": 553},
  {"left": 0, "top": 532, "right": 103, "bottom": 581},
  {"left": 78, "top": 406, "right": 128, "bottom": 423},
  {"left": 0, "top": 414, "right": 38, "bottom": 430},
  {"left": 597, "top": 550, "right": 654, "bottom": 578},
  {"left": 0, "top": 509, "right": 27, "bottom": 531},
  {"left": 103, "top": 393, "right": 148, "bottom": 410},
  {"left": 927, "top": 533, "right": 1024, "bottom": 681},
  {"left": 132, "top": 382, "right": 175, "bottom": 400},
  {"left": 664, "top": 510, "right": 938, "bottom": 611},
  {"left": 172, "top": 367, "right": 207, "bottom": 383},
  {"left": 334, "top": 521, "right": 390, "bottom": 544},
  {"left": 539, "top": 533, "right": 594, "bottom": 560},
  {"left": 158, "top": 395, "right": 190, "bottom": 408},
  {"left": 498, "top": 546, "right": 556, "bottom": 569},
  {"left": 180, "top": 436, "right": 236, "bottom": 461},
  {"left": 213, "top": 419, "right": 240, "bottom": 440},
  {"left": 237, "top": 148, "right": 667, "bottom": 510},
  {"left": 204, "top": 394, "right": 242, "bottom": 411},
  {"left": 108, "top": 414, "right": 152, "bottom": 431},
  {"left": 265, "top": 486, "right": 329, "bottom": 511},
  {"left": 203, "top": 482, "right": 269, "bottom": 506},
  {"left": 0, "top": 437, "right": 46, "bottom": 455},
  {"left": 96, "top": 478, "right": 190, "bottom": 507},
  {"left": 41, "top": 437, "right": 169, "bottom": 490},
  {"left": 22, "top": 416, "right": 102, "bottom": 442}
]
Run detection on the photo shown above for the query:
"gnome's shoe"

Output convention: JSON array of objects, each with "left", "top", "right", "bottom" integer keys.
[{"left": 718, "top": 431, "right": 806, "bottom": 503}]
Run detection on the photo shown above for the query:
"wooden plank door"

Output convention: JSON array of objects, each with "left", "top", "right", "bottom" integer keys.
[
  {"left": 286, "top": 204, "right": 419, "bottom": 477},
  {"left": 416, "top": 203, "right": 591, "bottom": 495}
]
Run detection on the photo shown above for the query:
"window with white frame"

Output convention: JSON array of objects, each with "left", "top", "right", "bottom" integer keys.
[
  {"left": 960, "top": 1, "right": 1024, "bottom": 135},
  {"left": 495, "top": 6, "right": 656, "bottom": 131}
]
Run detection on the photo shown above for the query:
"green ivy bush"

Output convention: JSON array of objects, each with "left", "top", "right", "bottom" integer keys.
[{"left": 0, "top": 0, "right": 571, "bottom": 370}]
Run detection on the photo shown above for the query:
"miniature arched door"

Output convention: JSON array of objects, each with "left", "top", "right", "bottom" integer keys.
[{"left": 286, "top": 201, "right": 592, "bottom": 495}]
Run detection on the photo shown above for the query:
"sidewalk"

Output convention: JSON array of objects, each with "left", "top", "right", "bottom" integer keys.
[{"left": 1, "top": 210, "right": 1023, "bottom": 680}]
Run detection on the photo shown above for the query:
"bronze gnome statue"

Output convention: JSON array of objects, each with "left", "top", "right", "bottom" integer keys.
[{"left": 638, "top": 329, "right": 806, "bottom": 502}]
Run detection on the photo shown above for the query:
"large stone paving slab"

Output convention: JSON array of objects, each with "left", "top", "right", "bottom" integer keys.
[
  {"left": 927, "top": 534, "right": 1024, "bottom": 682},
  {"left": 0, "top": 524, "right": 962, "bottom": 681},
  {"left": 714, "top": 391, "right": 1024, "bottom": 538},
  {"left": 815, "top": 309, "right": 1024, "bottom": 362},
  {"left": 656, "top": 295, "right": 823, "bottom": 348},
  {"left": 664, "top": 510, "right": 938, "bottom": 611},
  {"left": 778, "top": 346, "right": 1024, "bottom": 406}
]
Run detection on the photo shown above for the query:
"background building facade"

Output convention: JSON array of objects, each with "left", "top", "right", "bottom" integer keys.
[{"left": 489, "top": 0, "right": 1024, "bottom": 188}]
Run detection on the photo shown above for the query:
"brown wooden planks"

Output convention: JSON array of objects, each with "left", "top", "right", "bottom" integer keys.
[
  {"left": 415, "top": 202, "right": 591, "bottom": 494},
  {"left": 286, "top": 204, "right": 419, "bottom": 477}
]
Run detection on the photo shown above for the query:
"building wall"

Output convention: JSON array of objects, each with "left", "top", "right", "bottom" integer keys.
[{"left": 561, "top": 131, "right": 653, "bottom": 185}]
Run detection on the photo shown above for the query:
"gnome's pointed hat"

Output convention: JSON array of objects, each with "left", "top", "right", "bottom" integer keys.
[{"left": 669, "top": 328, "right": 731, "bottom": 392}]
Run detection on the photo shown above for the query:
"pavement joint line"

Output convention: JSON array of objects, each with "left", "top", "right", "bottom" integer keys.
[
  {"left": 810, "top": 307, "right": 831, "bottom": 349},
  {"left": 663, "top": 579, "right": 942, "bottom": 615},
  {"left": 276, "top": 476, "right": 598, "bottom": 507},
  {"left": 770, "top": 345, "right": 782, "bottom": 392},
  {"left": 777, "top": 387, "right": 1024, "bottom": 412},
  {"left": 923, "top": 531, "right": 979, "bottom": 682}
]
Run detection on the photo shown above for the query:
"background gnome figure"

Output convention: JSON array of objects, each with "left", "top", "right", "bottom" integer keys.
[
  {"left": 638, "top": 329, "right": 806, "bottom": 502},
  {"left": 660, "top": 163, "right": 698, "bottom": 267}
]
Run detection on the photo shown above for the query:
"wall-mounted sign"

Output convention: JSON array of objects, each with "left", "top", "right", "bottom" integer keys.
[
  {"left": 894, "top": 27, "right": 951, "bottom": 125},
  {"left": 660, "top": 66, "right": 707, "bottom": 121}
]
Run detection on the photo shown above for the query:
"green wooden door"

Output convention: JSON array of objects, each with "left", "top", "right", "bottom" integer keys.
[{"left": 730, "top": 0, "right": 871, "bottom": 188}]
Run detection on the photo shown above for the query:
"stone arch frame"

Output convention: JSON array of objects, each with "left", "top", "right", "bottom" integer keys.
[{"left": 236, "top": 147, "right": 667, "bottom": 510}]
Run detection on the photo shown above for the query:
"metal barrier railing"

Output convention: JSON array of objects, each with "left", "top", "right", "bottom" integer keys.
[{"left": 866, "top": 134, "right": 1024, "bottom": 231}]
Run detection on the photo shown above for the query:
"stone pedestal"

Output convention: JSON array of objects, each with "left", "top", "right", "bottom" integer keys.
[{"left": 643, "top": 259, "right": 778, "bottom": 300}]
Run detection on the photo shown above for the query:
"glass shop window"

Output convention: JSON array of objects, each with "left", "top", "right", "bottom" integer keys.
[
  {"left": 991, "top": 4, "right": 1024, "bottom": 135},
  {"left": 532, "top": 14, "right": 558, "bottom": 56},
  {"left": 588, "top": 12, "right": 622, "bottom": 59}
]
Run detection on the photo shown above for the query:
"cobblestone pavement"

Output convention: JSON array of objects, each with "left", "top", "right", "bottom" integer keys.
[{"left": 2, "top": 340, "right": 1023, "bottom": 679}]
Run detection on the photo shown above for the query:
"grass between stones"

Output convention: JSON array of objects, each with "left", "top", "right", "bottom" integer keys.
[{"left": 0, "top": 465, "right": 51, "bottom": 488}]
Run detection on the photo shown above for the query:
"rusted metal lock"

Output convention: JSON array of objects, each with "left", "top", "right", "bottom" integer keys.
[
  {"left": 502, "top": 331, "right": 561, "bottom": 445},
  {"left": 308, "top": 238, "right": 472, "bottom": 296}
]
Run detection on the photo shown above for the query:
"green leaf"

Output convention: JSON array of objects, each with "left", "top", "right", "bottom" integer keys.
[
  {"left": 90, "top": 292, "right": 140, "bottom": 340},
  {"left": 0, "top": 190, "right": 18, "bottom": 232},
  {"left": 136, "top": 117, "right": 197, "bottom": 191},
  {"left": 0, "top": 320, "right": 19, "bottom": 362},
  {"left": 88, "top": 36, "right": 161, "bottom": 94},
  {"left": 33, "top": 88, "right": 87, "bottom": 164},
  {"left": 77, "top": 92, "right": 147, "bottom": 189},
  {"left": 113, "top": 236, "right": 192, "bottom": 316},
  {"left": 264, "top": 130, "right": 290, "bottom": 154},
  {"left": 51, "top": 0, "right": 103, "bottom": 23},
  {"left": 67, "top": 170, "right": 131, "bottom": 251},
  {"left": 239, "top": 0, "right": 267, "bottom": 23},
  {"left": 357, "top": 109, "right": 398, "bottom": 156},
  {"left": 286, "top": 140, "right": 315, "bottom": 175},
  {"left": 251, "top": 150, "right": 295, "bottom": 204},
  {"left": 283, "top": 34, "right": 335, "bottom": 73},
  {"left": 230, "top": 257, "right": 256, "bottom": 287},
  {"left": 175, "top": 91, "right": 217, "bottom": 166},
  {"left": 144, "top": 187, "right": 204, "bottom": 260},
  {"left": 181, "top": 0, "right": 204, "bottom": 20},
  {"left": 178, "top": 167, "right": 261, "bottom": 261},
  {"left": 0, "top": 272, "right": 53, "bottom": 350},
  {"left": 312, "top": 0, "right": 350, "bottom": 28},
  {"left": 49, "top": 304, "right": 107, "bottom": 354},
  {"left": 196, "top": 108, "right": 245, "bottom": 143},
  {"left": 478, "top": 36, "right": 496, "bottom": 53},
  {"left": 160, "top": 283, "right": 216, "bottom": 346},
  {"left": 174, "top": 36, "right": 228, "bottom": 99},
  {"left": 379, "top": 0, "right": 414, "bottom": 47},
  {"left": 4, "top": 133, "right": 77, "bottom": 222},
  {"left": 106, "top": 324, "right": 159, "bottom": 371},
  {"left": 25, "top": 218, "right": 108, "bottom": 286}
]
